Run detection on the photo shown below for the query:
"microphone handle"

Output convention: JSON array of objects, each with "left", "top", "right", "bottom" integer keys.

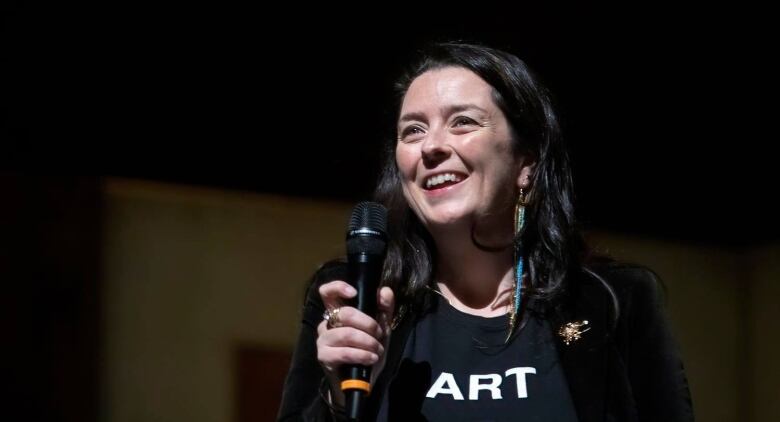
[{"left": 342, "top": 252, "right": 382, "bottom": 420}]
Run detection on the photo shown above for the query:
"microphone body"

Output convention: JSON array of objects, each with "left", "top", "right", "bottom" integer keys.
[{"left": 342, "top": 202, "right": 388, "bottom": 421}]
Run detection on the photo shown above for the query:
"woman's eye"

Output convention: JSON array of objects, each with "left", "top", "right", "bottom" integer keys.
[
  {"left": 453, "top": 116, "right": 477, "bottom": 127},
  {"left": 400, "top": 125, "right": 425, "bottom": 142}
]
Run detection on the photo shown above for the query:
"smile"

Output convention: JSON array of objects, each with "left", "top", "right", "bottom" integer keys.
[{"left": 423, "top": 172, "right": 468, "bottom": 190}]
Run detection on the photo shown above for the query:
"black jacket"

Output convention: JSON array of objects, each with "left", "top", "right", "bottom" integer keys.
[{"left": 278, "top": 263, "right": 694, "bottom": 421}]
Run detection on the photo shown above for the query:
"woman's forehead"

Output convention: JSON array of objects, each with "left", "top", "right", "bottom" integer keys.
[{"left": 401, "top": 67, "right": 497, "bottom": 114}]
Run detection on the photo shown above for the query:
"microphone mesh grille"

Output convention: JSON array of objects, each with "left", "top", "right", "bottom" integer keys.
[{"left": 348, "top": 202, "right": 387, "bottom": 232}]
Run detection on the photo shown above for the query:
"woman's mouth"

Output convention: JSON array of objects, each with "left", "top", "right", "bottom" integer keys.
[{"left": 423, "top": 172, "right": 468, "bottom": 191}]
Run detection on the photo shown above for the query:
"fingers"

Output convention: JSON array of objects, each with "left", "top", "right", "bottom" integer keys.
[
  {"left": 318, "top": 343, "right": 380, "bottom": 367},
  {"left": 315, "top": 282, "right": 396, "bottom": 380},
  {"left": 318, "top": 280, "right": 356, "bottom": 310},
  {"left": 317, "top": 322, "right": 385, "bottom": 367},
  {"left": 318, "top": 306, "right": 383, "bottom": 339},
  {"left": 320, "top": 280, "right": 393, "bottom": 339},
  {"left": 318, "top": 325, "right": 385, "bottom": 355}
]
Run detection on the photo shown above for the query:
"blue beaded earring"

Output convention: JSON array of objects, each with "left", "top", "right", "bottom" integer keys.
[{"left": 507, "top": 188, "right": 527, "bottom": 341}]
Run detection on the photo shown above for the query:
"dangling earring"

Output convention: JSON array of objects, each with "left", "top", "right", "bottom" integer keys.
[{"left": 507, "top": 188, "right": 527, "bottom": 341}]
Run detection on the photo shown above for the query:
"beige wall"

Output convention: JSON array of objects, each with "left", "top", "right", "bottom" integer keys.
[
  {"left": 746, "top": 244, "right": 780, "bottom": 422},
  {"left": 102, "top": 179, "right": 353, "bottom": 422},
  {"left": 101, "top": 178, "right": 777, "bottom": 422}
]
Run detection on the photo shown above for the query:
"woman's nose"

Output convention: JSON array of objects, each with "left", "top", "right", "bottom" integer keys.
[{"left": 421, "top": 129, "right": 451, "bottom": 167}]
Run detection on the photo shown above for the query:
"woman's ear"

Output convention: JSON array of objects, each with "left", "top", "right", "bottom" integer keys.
[{"left": 516, "top": 158, "right": 536, "bottom": 190}]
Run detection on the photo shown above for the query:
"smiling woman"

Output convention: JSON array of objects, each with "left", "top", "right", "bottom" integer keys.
[
  {"left": 278, "top": 42, "right": 694, "bottom": 422},
  {"left": 395, "top": 67, "right": 532, "bottom": 261}
]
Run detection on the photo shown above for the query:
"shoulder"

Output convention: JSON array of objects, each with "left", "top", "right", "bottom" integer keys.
[
  {"left": 583, "top": 261, "right": 675, "bottom": 346},
  {"left": 559, "top": 260, "right": 670, "bottom": 338},
  {"left": 585, "top": 260, "right": 667, "bottom": 308}
]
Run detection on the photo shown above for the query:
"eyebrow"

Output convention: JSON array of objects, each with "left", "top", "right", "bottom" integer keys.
[{"left": 398, "top": 104, "right": 489, "bottom": 123}]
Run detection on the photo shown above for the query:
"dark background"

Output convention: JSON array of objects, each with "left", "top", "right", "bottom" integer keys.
[
  {"left": 2, "top": 3, "right": 777, "bottom": 422},
  {"left": 4, "top": 3, "right": 776, "bottom": 247}
]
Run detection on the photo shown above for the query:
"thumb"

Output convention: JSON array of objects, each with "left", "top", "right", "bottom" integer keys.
[{"left": 377, "top": 286, "right": 395, "bottom": 337}]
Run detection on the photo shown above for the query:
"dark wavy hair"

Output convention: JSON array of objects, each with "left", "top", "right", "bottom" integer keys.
[{"left": 374, "top": 42, "right": 589, "bottom": 313}]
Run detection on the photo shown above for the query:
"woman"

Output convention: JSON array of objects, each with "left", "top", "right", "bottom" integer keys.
[{"left": 278, "top": 42, "right": 693, "bottom": 421}]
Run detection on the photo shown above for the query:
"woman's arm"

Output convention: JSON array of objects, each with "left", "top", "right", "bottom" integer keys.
[{"left": 277, "top": 280, "right": 345, "bottom": 421}]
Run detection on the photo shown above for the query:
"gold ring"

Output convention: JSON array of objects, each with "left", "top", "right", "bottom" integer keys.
[{"left": 323, "top": 307, "right": 342, "bottom": 329}]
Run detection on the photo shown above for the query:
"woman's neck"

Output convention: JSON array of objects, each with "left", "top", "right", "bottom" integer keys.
[{"left": 430, "top": 222, "right": 516, "bottom": 317}]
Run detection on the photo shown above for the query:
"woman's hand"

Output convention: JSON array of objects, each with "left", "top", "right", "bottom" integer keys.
[{"left": 316, "top": 280, "right": 395, "bottom": 407}]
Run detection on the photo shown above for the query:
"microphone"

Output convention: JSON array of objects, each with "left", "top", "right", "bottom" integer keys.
[{"left": 342, "top": 201, "right": 388, "bottom": 421}]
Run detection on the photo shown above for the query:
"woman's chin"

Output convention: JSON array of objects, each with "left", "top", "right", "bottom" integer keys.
[{"left": 420, "top": 210, "right": 472, "bottom": 230}]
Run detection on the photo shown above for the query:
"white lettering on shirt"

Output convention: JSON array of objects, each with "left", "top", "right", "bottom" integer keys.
[
  {"left": 426, "top": 372, "right": 465, "bottom": 400},
  {"left": 468, "top": 374, "right": 503, "bottom": 400},
  {"left": 505, "top": 367, "right": 537, "bottom": 398},
  {"left": 426, "top": 367, "right": 537, "bottom": 400}
]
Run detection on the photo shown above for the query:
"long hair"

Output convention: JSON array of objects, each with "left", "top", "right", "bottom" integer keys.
[{"left": 375, "top": 42, "right": 587, "bottom": 313}]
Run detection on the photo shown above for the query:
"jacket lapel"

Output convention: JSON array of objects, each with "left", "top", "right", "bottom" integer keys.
[{"left": 553, "top": 278, "right": 611, "bottom": 422}]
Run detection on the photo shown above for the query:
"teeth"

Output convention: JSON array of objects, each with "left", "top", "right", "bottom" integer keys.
[{"left": 425, "top": 173, "right": 463, "bottom": 188}]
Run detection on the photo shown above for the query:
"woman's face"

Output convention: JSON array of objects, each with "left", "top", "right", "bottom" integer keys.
[{"left": 396, "top": 66, "right": 534, "bottom": 234}]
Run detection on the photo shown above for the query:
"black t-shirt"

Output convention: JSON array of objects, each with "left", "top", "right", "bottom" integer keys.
[{"left": 377, "top": 294, "right": 578, "bottom": 421}]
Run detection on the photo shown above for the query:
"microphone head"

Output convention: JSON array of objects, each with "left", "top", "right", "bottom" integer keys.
[
  {"left": 346, "top": 202, "right": 387, "bottom": 255},
  {"left": 348, "top": 201, "right": 387, "bottom": 233}
]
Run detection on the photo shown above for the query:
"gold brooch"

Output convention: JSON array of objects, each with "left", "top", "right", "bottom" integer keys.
[{"left": 558, "top": 320, "right": 591, "bottom": 345}]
